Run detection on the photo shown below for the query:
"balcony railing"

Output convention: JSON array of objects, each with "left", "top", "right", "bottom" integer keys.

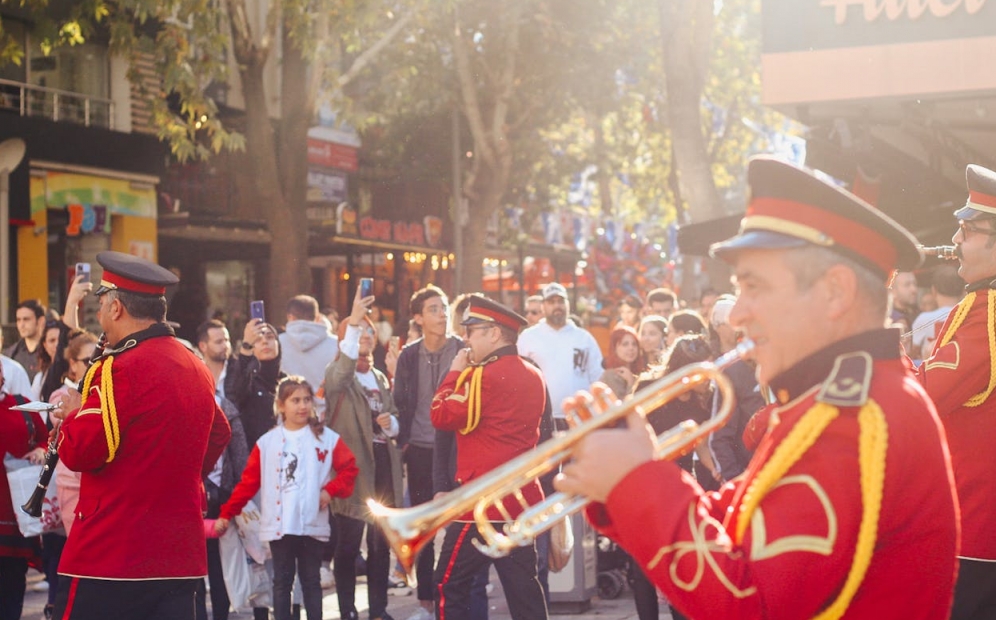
[{"left": 0, "top": 78, "right": 114, "bottom": 130}]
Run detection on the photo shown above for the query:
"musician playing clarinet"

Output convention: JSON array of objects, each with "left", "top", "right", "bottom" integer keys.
[
  {"left": 916, "top": 164, "right": 996, "bottom": 620},
  {"left": 556, "top": 157, "right": 959, "bottom": 619},
  {"left": 51, "top": 252, "right": 231, "bottom": 620},
  {"left": 0, "top": 361, "right": 48, "bottom": 619}
]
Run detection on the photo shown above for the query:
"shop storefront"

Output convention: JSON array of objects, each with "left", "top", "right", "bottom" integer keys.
[
  {"left": 308, "top": 201, "right": 452, "bottom": 331},
  {"left": 760, "top": 0, "right": 996, "bottom": 240},
  {"left": 21, "top": 163, "right": 159, "bottom": 334}
]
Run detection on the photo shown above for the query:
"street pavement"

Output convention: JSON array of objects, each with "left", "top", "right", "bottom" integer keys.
[{"left": 21, "top": 566, "right": 676, "bottom": 619}]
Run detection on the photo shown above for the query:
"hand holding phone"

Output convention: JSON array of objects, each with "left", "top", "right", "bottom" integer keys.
[
  {"left": 389, "top": 336, "right": 401, "bottom": 356},
  {"left": 250, "top": 300, "right": 265, "bottom": 323},
  {"left": 359, "top": 277, "right": 374, "bottom": 299},
  {"left": 75, "top": 262, "right": 91, "bottom": 284}
]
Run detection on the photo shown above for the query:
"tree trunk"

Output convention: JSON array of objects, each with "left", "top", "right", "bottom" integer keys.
[
  {"left": 269, "top": 25, "right": 314, "bottom": 311},
  {"left": 660, "top": 0, "right": 720, "bottom": 223},
  {"left": 237, "top": 57, "right": 310, "bottom": 308},
  {"left": 458, "top": 185, "right": 504, "bottom": 295},
  {"left": 659, "top": 0, "right": 723, "bottom": 299}
]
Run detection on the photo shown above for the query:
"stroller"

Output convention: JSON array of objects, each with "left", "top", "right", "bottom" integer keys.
[{"left": 595, "top": 534, "right": 632, "bottom": 599}]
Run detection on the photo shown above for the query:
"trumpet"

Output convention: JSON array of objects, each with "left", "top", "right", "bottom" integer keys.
[
  {"left": 368, "top": 340, "right": 754, "bottom": 573},
  {"left": 920, "top": 245, "right": 957, "bottom": 260}
]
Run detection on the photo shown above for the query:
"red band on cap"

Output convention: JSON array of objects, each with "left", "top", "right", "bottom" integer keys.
[
  {"left": 468, "top": 306, "right": 520, "bottom": 331},
  {"left": 748, "top": 197, "right": 898, "bottom": 275},
  {"left": 102, "top": 272, "right": 167, "bottom": 295},
  {"left": 969, "top": 190, "right": 996, "bottom": 210}
]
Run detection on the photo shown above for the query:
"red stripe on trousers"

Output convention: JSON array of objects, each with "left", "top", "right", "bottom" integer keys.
[
  {"left": 61, "top": 578, "right": 79, "bottom": 619},
  {"left": 437, "top": 523, "right": 473, "bottom": 620}
]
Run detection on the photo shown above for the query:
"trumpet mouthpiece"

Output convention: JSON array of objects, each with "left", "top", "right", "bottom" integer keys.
[{"left": 920, "top": 245, "right": 957, "bottom": 260}]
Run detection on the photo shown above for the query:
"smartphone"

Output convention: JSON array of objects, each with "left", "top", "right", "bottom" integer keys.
[
  {"left": 359, "top": 277, "right": 374, "bottom": 299},
  {"left": 250, "top": 300, "right": 265, "bottom": 323},
  {"left": 75, "top": 262, "right": 91, "bottom": 283}
]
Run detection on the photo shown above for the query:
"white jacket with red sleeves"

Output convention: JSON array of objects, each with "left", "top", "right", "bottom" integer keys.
[{"left": 221, "top": 424, "right": 357, "bottom": 541}]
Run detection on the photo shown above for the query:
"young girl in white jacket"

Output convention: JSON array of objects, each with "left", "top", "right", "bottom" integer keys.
[{"left": 216, "top": 376, "right": 358, "bottom": 620}]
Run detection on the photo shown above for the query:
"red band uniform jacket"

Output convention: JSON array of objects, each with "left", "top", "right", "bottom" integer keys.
[
  {"left": 57, "top": 326, "right": 232, "bottom": 579},
  {"left": 916, "top": 284, "right": 996, "bottom": 561},
  {"left": 431, "top": 346, "right": 546, "bottom": 522},
  {"left": 588, "top": 330, "right": 958, "bottom": 619},
  {"left": 0, "top": 395, "right": 48, "bottom": 560}
]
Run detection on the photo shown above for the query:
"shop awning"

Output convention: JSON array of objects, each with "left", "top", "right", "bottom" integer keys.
[{"left": 158, "top": 212, "right": 272, "bottom": 244}]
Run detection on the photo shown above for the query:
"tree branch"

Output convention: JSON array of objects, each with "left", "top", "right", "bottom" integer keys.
[
  {"left": 224, "top": 0, "right": 255, "bottom": 63},
  {"left": 259, "top": 0, "right": 282, "bottom": 57},
  {"left": 338, "top": 11, "right": 414, "bottom": 87},
  {"left": 491, "top": 2, "right": 522, "bottom": 155},
  {"left": 453, "top": 11, "right": 496, "bottom": 169}
]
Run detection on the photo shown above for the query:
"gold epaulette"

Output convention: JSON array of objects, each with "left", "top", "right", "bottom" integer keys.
[{"left": 816, "top": 352, "right": 872, "bottom": 409}]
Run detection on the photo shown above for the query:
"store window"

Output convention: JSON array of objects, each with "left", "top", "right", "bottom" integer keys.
[{"left": 205, "top": 260, "right": 257, "bottom": 335}]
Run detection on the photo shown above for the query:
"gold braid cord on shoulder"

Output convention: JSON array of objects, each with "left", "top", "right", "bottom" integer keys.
[
  {"left": 734, "top": 400, "right": 888, "bottom": 619},
  {"left": 79, "top": 356, "right": 122, "bottom": 463},
  {"left": 936, "top": 290, "right": 996, "bottom": 407},
  {"left": 455, "top": 366, "right": 485, "bottom": 435}
]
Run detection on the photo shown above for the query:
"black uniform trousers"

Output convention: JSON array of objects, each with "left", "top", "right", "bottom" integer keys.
[
  {"left": 434, "top": 522, "right": 548, "bottom": 620},
  {"left": 951, "top": 558, "right": 996, "bottom": 620},
  {"left": 406, "top": 444, "right": 436, "bottom": 602},
  {"left": 53, "top": 576, "right": 200, "bottom": 620}
]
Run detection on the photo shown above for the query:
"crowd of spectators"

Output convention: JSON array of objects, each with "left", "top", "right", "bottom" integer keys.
[{"left": 0, "top": 259, "right": 961, "bottom": 620}]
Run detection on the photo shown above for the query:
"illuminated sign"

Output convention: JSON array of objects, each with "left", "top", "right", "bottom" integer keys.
[{"left": 820, "top": 0, "right": 987, "bottom": 24}]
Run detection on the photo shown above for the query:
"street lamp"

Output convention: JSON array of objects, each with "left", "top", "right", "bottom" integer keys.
[{"left": 0, "top": 138, "right": 27, "bottom": 324}]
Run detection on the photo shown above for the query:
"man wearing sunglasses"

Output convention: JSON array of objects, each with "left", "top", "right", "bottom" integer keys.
[{"left": 917, "top": 164, "right": 996, "bottom": 620}]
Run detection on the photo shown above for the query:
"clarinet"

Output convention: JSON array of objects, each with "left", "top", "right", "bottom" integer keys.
[{"left": 21, "top": 334, "right": 107, "bottom": 518}]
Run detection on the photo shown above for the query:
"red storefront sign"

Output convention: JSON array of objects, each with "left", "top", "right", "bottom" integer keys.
[{"left": 307, "top": 138, "right": 358, "bottom": 172}]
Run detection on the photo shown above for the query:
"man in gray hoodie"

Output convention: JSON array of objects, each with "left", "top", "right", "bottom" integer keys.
[{"left": 278, "top": 294, "right": 339, "bottom": 419}]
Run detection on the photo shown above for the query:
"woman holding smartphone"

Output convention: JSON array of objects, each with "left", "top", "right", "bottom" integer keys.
[{"left": 324, "top": 288, "right": 404, "bottom": 620}]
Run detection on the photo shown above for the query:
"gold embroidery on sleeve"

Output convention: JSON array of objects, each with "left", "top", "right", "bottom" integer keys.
[
  {"left": 647, "top": 504, "right": 757, "bottom": 599},
  {"left": 749, "top": 475, "right": 837, "bottom": 561},
  {"left": 923, "top": 342, "right": 960, "bottom": 372}
]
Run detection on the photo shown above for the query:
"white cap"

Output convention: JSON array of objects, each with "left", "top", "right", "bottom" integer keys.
[
  {"left": 710, "top": 297, "right": 736, "bottom": 326},
  {"left": 541, "top": 282, "right": 568, "bottom": 300}
]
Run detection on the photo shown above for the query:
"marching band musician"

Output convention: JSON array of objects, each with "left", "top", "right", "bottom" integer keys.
[
  {"left": 916, "top": 164, "right": 996, "bottom": 620},
  {"left": 430, "top": 297, "right": 549, "bottom": 620},
  {"left": 556, "top": 157, "right": 959, "bottom": 618},
  {"left": 51, "top": 252, "right": 231, "bottom": 620}
]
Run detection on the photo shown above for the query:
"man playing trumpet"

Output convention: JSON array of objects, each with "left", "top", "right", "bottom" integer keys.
[
  {"left": 917, "top": 164, "right": 996, "bottom": 619},
  {"left": 430, "top": 296, "right": 549, "bottom": 620},
  {"left": 556, "top": 157, "right": 959, "bottom": 618}
]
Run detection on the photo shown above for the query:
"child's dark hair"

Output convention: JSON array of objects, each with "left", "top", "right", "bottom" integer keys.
[{"left": 274, "top": 375, "right": 324, "bottom": 439}]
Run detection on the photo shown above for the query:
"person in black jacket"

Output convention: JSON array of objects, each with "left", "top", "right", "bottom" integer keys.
[
  {"left": 223, "top": 319, "right": 284, "bottom": 620},
  {"left": 226, "top": 319, "right": 285, "bottom": 447},
  {"left": 392, "top": 286, "right": 462, "bottom": 618}
]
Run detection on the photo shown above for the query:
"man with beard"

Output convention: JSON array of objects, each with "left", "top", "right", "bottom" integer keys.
[
  {"left": 196, "top": 319, "right": 232, "bottom": 395},
  {"left": 518, "top": 283, "right": 602, "bottom": 428},
  {"left": 917, "top": 164, "right": 996, "bottom": 619},
  {"left": 5, "top": 299, "right": 46, "bottom": 378}
]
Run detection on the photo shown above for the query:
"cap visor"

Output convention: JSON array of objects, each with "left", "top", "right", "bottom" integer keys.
[
  {"left": 954, "top": 205, "right": 996, "bottom": 221},
  {"left": 710, "top": 231, "right": 809, "bottom": 261}
]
